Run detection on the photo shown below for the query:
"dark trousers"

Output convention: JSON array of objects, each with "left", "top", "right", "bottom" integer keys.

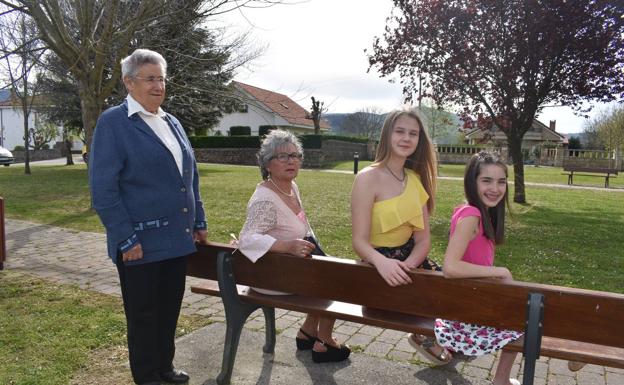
[{"left": 116, "top": 255, "right": 187, "bottom": 384}]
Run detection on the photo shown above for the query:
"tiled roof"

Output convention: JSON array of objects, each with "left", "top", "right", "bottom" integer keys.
[{"left": 232, "top": 81, "right": 330, "bottom": 129}]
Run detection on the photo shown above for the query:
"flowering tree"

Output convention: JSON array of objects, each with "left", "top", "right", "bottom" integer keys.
[{"left": 369, "top": 0, "right": 624, "bottom": 203}]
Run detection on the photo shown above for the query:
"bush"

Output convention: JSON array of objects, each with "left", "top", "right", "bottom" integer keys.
[
  {"left": 259, "top": 125, "right": 277, "bottom": 137},
  {"left": 320, "top": 135, "right": 369, "bottom": 144},
  {"left": 194, "top": 127, "right": 209, "bottom": 136},
  {"left": 13, "top": 145, "right": 25, "bottom": 151},
  {"left": 229, "top": 126, "right": 251, "bottom": 136},
  {"left": 190, "top": 136, "right": 261, "bottom": 148},
  {"left": 298, "top": 135, "right": 323, "bottom": 149}
]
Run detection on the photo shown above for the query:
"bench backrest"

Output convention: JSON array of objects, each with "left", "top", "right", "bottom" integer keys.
[
  {"left": 562, "top": 158, "right": 618, "bottom": 174},
  {"left": 0, "top": 197, "right": 5, "bottom": 265},
  {"left": 187, "top": 243, "right": 624, "bottom": 350}
]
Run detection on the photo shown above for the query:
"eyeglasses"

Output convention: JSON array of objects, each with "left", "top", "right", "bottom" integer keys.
[
  {"left": 271, "top": 152, "right": 303, "bottom": 162},
  {"left": 133, "top": 75, "right": 166, "bottom": 84}
]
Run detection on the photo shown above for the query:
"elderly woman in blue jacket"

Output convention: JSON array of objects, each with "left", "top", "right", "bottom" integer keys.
[{"left": 89, "top": 48, "right": 207, "bottom": 385}]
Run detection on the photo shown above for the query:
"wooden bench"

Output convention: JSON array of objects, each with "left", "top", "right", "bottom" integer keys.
[
  {"left": 187, "top": 243, "right": 624, "bottom": 385},
  {"left": 0, "top": 197, "right": 6, "bottom": 270},
  {"left": 562, "top": 158, "right": 618, "bottom": 188}
]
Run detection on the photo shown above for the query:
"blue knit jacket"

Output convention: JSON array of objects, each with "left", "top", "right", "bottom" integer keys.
[{"left": 89, "top": 101, "right": 206, "bottom": 265}]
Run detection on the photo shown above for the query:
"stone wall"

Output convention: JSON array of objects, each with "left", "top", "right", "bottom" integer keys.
[
  {"left": 320, "top": 140, "right": 372, "bottom": 162},
  {"left": 12, "top": 149, "right": 62, "bottom": 162}
]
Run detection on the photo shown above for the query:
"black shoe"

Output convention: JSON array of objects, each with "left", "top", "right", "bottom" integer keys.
[
  {"left": 296, "top": 328, "right": 317, "bottom": 350},
  {"left": 160, "top": 368, "right": 189, "bottom": 384},
  {"left": 312, "top": 341, "right": 351, "bottom": 363}
]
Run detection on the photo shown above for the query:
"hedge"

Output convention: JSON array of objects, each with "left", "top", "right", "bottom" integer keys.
[
  {"left": 189, "top": 136, "right": 261, "bottom": 148},
  {"left": 229, "top": 126, "right": 251, "bottom": 136},
  {"left": 190, "top": 133, "right": 371, "bottom": 149}
]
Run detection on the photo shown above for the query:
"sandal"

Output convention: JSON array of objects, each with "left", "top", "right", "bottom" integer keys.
[
  {"left": 296, "top": 328, "right": 317, "bottom": 350},
  {"left": 311, "top": 340, "right": 351, "bottom": 363},
  {"left": 408, "top": 333, "right": 452, "bottom": 366}
]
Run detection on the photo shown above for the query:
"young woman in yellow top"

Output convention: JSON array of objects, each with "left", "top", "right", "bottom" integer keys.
[{"left": 351, "top": 107, "right": 451, "bottom": 365}]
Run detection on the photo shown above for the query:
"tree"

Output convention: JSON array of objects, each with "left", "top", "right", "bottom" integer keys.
[
  {"left": 584, "top": 105, "right": 624, "bottom": 152},
  {"left": 310, "top": 96, "right": 324, "bottom": 135},
  {"left": 417, "top": 99, "right": 457, "bottom": 145},
  {"left": 567, "top": 136, "right": 582, "bottom": 151},
  {"left": 0, "top": 7, "right": 46, "bottom": 174},
  {"left": 340, "top": 106, "right": 385, "bottom": 140},
  {"left": 369, "top": 1, "right": 624, "bottom": 203},
  {"left": 1, "top": 0, "right": 286, "bottom": 153}
]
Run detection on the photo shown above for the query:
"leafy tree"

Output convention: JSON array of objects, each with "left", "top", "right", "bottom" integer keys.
[
  {"left": 340, "top": 106, "right": 385, "bottom": 140},
  {"left": 369, "top": 0, "right": 624, "bottom": 203},
  {"left": 584, "top": 105, "right": 624, "bottom": 152},
  {"left": 567, "top": 136, "right": 582, "bottom": 151},
  {"left": 1, "top": 0, "right": 287, "bottom": 152},
  {"left": 418, "top": 99, "right": 458, "bottom": 145}
]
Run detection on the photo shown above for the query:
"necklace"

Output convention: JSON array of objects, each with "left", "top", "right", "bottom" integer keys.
[
  {"left": 386, "top": 165, "right": 406, "bottom": 187},
  {"left": 269, "top": 178, "right": 294, "bottom": 197}
]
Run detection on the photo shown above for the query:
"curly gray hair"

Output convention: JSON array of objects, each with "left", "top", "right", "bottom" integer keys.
[
  {"left": 121, "top": 49, "right": 167, "bottom": 79},
  {"left": 257, "top": 129, "right": 303, "bottom": 180}
]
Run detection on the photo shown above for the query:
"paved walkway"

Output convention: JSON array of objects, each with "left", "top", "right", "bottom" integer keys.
[{"left": 4, "top": 218, "right": 624, "bottom": 385}]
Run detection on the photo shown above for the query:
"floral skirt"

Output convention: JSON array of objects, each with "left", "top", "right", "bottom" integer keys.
[
  {"left": 434, "top": 319, "right": 523, "bottom": 356},
  {"left": 374, "top": 237, "right": 442, "bottom": 271}
]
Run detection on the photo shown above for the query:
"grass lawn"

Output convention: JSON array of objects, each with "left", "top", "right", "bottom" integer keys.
[
  {"left": 1, "top": 163, "right": 622, "bottom": 293},
  {"left": 0, "top": 271, "right": 211, "bottom": 385},
  {"left": 329, "top": 160, "right": 624, "bottom": 189}
]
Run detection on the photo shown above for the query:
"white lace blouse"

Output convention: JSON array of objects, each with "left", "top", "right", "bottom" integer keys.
[{"left": 238, "top": 182, "right": 311, "bottom": 263}]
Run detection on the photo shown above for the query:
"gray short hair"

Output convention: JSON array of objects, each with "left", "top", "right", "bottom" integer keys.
[
  {"left": 257, "top": 129, "right": 303, "bottom": 180},
  {"left": 121, "top": 49, "right": 167, "bottom": 79}
]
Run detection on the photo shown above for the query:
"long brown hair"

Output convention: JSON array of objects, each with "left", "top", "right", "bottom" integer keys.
[
  {"left": 464, "top": 151, "right": 509, "bottom": 244},
  {"left": 373, "top": 108, "right": 437, "bottom": 213}
]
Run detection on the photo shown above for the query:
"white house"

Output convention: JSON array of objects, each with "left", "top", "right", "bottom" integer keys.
[
  {"left": 0, "top": 89, "right": 68, "bottom": 150},
  {"left": 214, "top": 81, "right": 330, "bottom": 135}
]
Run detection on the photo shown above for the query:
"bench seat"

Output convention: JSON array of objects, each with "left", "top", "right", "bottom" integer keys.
[{"left": 191, "top": 279, "right": 624, "bottom": 369}]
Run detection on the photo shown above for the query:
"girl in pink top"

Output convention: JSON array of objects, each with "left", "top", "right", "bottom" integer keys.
[{"left": 435, "top": 151, "right": 522, "bottom": 385}]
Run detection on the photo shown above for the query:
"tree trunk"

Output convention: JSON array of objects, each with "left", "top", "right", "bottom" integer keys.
[
  {"left": 22, "top": 111, "right": 30, "bottom": 175},
  {"left": 78, "top": 85, "right": 103, "bottom": 156},
  {"left": 64, "top": 127, "right": 74, "bottom": 166},
  {"left": 508, "top": 134, "right": 526, "bottom": 203}
]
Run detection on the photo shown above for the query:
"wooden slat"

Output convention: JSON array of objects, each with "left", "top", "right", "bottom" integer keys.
[
  {"left": 187, "top": 244, "right": 624, "bottom": 348},
  {"left": 190, "top": 280, "right": 624, "bottom": 369},
  {"left": 0, "top": 197, "right": 6, "bottom": 268}
]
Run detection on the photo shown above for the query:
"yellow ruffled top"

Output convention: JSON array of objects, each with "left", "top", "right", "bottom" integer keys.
[{"left": 369, "top": 169, "right": 429, "bottom": 248}]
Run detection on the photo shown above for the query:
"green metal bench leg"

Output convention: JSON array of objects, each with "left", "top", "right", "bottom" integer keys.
[
  {"left": 262, "top": 307, "right": 276, "bottom": 353},
  {"left": 522, "top": 292, "right": 544, "bottom": 385},
  {"left": 216, "top": 251, "right": 276, "bottom": 384}
]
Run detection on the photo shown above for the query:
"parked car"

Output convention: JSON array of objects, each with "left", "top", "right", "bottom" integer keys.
[{"left": 0, "top": 146, "right": 14, "bottom": 166}]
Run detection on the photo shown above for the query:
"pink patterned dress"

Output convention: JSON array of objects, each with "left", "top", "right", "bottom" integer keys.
[{"left": 434, "top": 204, "right": 523, "bottom": 356}]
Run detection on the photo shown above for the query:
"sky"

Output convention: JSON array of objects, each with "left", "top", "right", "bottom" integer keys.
[{"left": 216, "top": 0, "right": 616, "bottom": 134}]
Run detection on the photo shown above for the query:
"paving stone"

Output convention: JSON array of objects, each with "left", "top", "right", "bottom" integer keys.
[
  {"left": 387, "top": 349, "right": 414, "bottom": 362},
  {"left": 345, "top": 332, "right": 374, "bottom": 347},
  {"left": 376, "top": 329, "right": 407, "bottom": 344},
  {"left": 606, "top": 372, "right": 624, "bottom": 385},
  {"left": 577, "top": 371, "right": 606, "bottom": 385},
  {"left": 363, "top": 340, "right": 394, "bottom": 357},
  {"left": 547, "top": 373, "right": 576, "bottom": 385}
]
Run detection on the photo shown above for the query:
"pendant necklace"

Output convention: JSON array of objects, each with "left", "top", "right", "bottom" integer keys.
[
  {"left": 269, "top": 178, "right": 294, "bottom": 197},
  {"left": 386, "top": 165, "right": 406, "bottom": 187}
]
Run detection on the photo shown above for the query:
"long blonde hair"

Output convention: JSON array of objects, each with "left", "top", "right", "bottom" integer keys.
[{"left": 374, "top": 108, "right": 437, "bottom": 213}]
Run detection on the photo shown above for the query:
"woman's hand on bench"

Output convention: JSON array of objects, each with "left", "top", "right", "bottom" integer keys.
[{"left": 373, "top": 258, "right": 413, "bottom": 286}]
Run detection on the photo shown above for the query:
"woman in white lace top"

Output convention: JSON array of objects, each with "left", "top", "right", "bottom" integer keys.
[{"left": 238, "top": 130, "right": 350, "bottom": 364}]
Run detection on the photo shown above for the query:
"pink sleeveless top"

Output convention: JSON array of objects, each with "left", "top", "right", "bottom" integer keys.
[{"left": 450, "top": 204, "right": 494, "bottom": 267}]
